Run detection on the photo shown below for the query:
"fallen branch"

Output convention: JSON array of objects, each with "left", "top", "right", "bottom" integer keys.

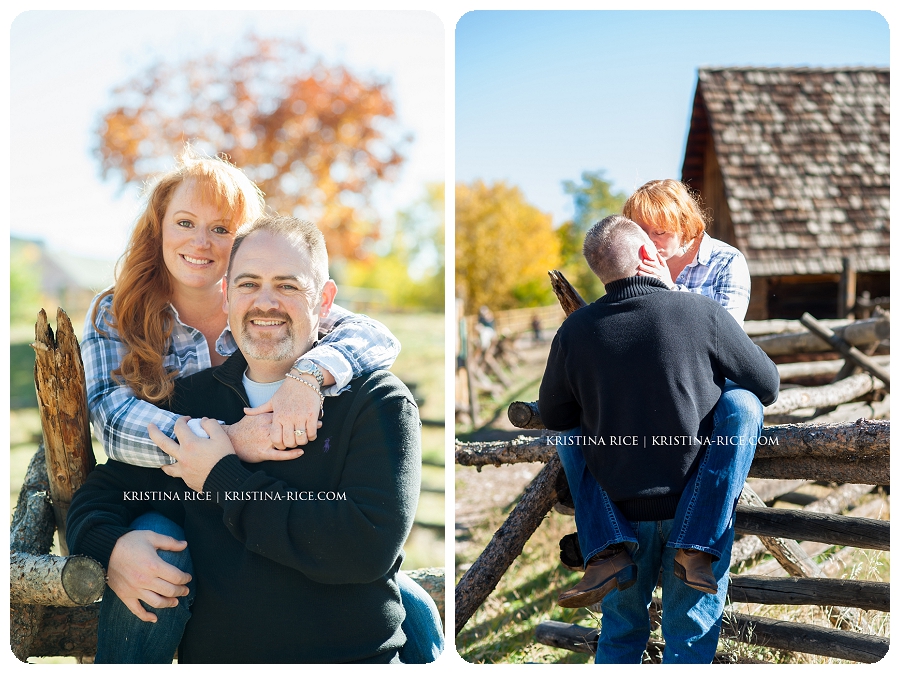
[
  {"left": 800, "top": 312, "right": 890, "bottom": 387},
  {"left": 455, "top": 457, "right": 561, "bottom": 635},
  {"left": 751, "top": 314, "right": 889, "bottom": 357}
]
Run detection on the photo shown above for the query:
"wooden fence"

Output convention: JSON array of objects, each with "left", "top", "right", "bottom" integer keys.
[{"left": 454, "top": 271, "right": 890, "bottom": 663}]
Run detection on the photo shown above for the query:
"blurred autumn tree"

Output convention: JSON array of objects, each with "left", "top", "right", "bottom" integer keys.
[
  {"left": 557, "top": 170, "right": 627, "bottom": 301},
  {"left": 456, "top": 181, "right": 560, "bottom": 311},
  {"left": 96, "top": 35, "right": 409, "bottom": 260},
  {"left": 344, "top": 183, "right": 444, "bottom": 311}
]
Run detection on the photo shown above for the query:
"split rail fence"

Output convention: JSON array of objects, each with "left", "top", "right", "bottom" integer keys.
[{"left": 454, "top": 271, "right": 889, "bottom": 664}]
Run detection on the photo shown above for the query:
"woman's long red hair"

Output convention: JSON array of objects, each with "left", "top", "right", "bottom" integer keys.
[{"left": 93, "top": 148, "right": 264, "bottom": 403}]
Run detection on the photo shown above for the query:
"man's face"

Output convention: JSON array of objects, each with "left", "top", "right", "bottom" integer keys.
[{"left": 225, "top": 230, "right": 331, "bottom": 367}]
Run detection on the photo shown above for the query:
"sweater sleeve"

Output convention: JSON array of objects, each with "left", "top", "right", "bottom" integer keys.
[
  {"left": 65, "top": 460, "right": 185, "bottom": 568},
  {"left": 538, "top": 330, "right": 582, "bottom": 431},
  {"left": 714, "top": 306, "right": 780, "bottom": 406},
  {"left": 201, "top": 381, "right": 421, "bottom": 584}
]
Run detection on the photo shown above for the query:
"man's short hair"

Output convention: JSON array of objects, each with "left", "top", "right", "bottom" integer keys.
[
  {"left": 582, "top": 214, "right": 648, "bottom": 283},
  {"left": 227, "top": 215, "right": 329, "bottom": 291}
]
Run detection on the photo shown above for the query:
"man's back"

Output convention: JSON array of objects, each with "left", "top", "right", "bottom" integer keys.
[{"left": 539, "top": 276, "right": 778, "bottom": 511}]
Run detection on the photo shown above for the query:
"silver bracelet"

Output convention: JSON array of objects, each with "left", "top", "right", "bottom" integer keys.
[{"left": 285, "top": 371, "right": 325, "bottom": 408}]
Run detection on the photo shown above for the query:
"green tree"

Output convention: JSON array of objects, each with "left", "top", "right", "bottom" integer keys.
[
  {"left": 456, "top": 181, "right": 561, "bottom": 311},
  {"left": 558, "top": 170, "right": 627, "bottom": 301},
  {"left": 343, "top": 183, "right": 443, "bottom": 311}
]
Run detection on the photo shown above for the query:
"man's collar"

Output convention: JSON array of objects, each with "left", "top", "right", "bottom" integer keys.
[{"left": 213, "top": 349, "right": 249, "bottom": 389}]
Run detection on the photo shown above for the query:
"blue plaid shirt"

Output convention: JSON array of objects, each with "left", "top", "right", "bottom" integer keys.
[
  {"left": 83, "top": 292, "right": 401, "bottom": 467},
  {"left": 673, "top": 234, "right": 751, "bottom": 326}
]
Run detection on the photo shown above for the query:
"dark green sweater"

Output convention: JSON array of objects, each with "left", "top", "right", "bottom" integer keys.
[
  {"left": 66, "top": 352, "right": 421, "bottom": 663},
  {"left": 539, "top": 276, "right": 779, "bottom": 520}
]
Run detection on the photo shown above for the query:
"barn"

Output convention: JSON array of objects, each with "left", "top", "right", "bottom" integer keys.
[{"left": 681, "top": 67, "right": 889, "bottom": 320}]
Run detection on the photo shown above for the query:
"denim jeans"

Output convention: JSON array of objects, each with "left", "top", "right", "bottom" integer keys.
[
  {"left": 557, "top": 383, "right": 762, "bottom": 564},
  {"left": 95, "top": 513, "right": 443, "bottom": 663},
  {"left": 595, "top": 518, "right": 733, "bottom": 664},
  {"left": 95, "top": 512, "right": 196, "bottom": 663}
]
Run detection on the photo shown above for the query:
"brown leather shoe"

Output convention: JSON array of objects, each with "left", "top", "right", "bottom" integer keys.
[
  {"left": 673, "top": 548, "right": 718, "bottom": 594},
  {"left": 557, "top": 545, "right": 637, "bottom": 608}
]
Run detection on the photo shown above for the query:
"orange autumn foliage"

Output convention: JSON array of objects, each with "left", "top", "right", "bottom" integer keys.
[{"left": 96, "top": 35, "right": 408, "bottom": 260}]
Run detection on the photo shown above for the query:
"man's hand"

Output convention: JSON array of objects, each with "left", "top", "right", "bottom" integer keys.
[
  {"left": 636, "top": 250, "right": 676, "bottom": 288},
  {"left": 107, "top": 530, "right": 192, "bottom": 623},
  {"left": 245, "top": 373, "right": 326, "bottom": 448},
  {"left": 223, "top": 413, "right": 306, "bottom": 462},
  {"left": 150, "top": 417, "right": 235, "bottom": 492}
]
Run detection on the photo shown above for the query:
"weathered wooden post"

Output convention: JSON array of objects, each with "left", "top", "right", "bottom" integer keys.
[{"left": 32, "top": 308, "right": 96, "bottom": 554}]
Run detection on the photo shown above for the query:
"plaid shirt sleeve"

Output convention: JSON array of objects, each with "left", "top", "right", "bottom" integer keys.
[
  {"left": 711, "top": 250, "right": 751, "bottom": 325},
  {"left": 301, "top": 304, "right": 401, "bottom": 395},
  {"left": 82, "top": 294, "right": 179, "bottom": 467},
  {"left": 674, "top": 239, "right": 751, "bottom": 327}
]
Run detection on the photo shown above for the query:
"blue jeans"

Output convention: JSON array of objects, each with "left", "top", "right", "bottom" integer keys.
[
  {"left": 95, "top": 512, "right": 195, "bottom": 663},
  {"left": 558, "top": 383, "right": 763, "bottom": 563},
  {"left": 595, "top": 518, "right": 733, "bottom": 663},
  {"left": 96, "top": 513, "right": 444, "bottom": 663}
]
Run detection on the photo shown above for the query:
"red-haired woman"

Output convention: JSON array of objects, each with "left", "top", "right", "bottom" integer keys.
[
  {"left": 557, "top": 180, "right": 763, "bottom": 619},
  {"left": 79, "top": 148, "right": 441, "bottom": 663}
]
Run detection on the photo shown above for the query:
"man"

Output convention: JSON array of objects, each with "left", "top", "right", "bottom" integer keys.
[
  {"left": 538, "top": 215, "right": 779, "bottom": 663},
  {"left": 67, "top": 216, "right": 422, "bottom": 663}
]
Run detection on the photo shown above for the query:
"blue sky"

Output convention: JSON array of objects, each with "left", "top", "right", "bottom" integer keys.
[
  {"left": 8, "top": 10, "right": 443, "bottom": 261},
  {"left": 456, "top": 10, "right": 890, "bottom": 226}
]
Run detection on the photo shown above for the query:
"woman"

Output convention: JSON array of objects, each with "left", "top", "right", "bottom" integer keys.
[
  {"left": 81, "top": 148, "right": 442, "bottom": 662},
  {"left": 556, "top": 179, "right": 763, "bottom": 607}
]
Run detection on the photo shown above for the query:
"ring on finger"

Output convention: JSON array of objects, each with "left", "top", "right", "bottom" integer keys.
[{"left": 294, "top": 429, "right": 306, "bottom": 437}]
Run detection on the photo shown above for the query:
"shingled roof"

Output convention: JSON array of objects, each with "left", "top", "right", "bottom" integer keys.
[{"left": 681, "top": 67, "right": 889, "bottom": 277}]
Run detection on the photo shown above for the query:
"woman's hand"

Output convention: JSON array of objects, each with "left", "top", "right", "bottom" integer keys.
[
  {"left": 246, "top": 374, "right": 324, "bottom": 449},
  {"left": 637, "top": 250, "right": 675, "bottom": 289}
]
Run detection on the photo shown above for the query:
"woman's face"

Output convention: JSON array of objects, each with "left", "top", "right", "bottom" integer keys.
[
  {"left": 634, "top": 218, "right": 683, "bottom": 261},
  {"left": 161, "top": 180, "right": 236, "bottom": 294}
]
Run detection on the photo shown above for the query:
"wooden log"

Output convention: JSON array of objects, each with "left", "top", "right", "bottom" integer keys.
[
  {"left": 455, "top": 435, "right": 553, "bottom": 468},
  {"left": 455, "top": 456, "right": 561, "bottom": 635},
  {"left": 800, "top": 312, "right": 890, "bottom": 388},
  {"left": 507, "top": 401, "right": 544, "bottom": 429},
  {"left": 777, "top": 356, "right": 889, "bottom": 382},
  {"left": 731, "top": 480, "right": 869, "bottom": 567},
  {"left": 747, "top": 496, "right": 889, "bottom": 577},
  {"left": 765, "top": 395, "right": 890, "bottom": 426},
  {"left": 548, "top": 270, "right": 587, "bottom": 315},
  {"left": 460, "top": 421, "right": 890, "bottom": 483},
  {"left": 404, "top": 567, "right": 445, "bottom": 622},
  {"left": 745, "top": 479, "right": 810, "bottom": 503},
  {"left": 534, "top": 621, "right": 756, "bottom": 663},
  {"left": 764, "top": 373, "right": 884, "bottom": 416},
  {"left": 25, "top": 604, "right": 99, "bottom": 659},
  {"left": 33, "top": 308, "right": 96, "bottom": 554},
  {"left": 720, "top": 611, "right": 889, "bottom": 663},
  {"left": 744, "top": 318, "right": 851, "bottom": 337},
  {"left": 10, "top": 552, "right": 106, "bottom": 607},
  {"left": 735, "top": 506, "right": 889, "bottom": 551},
  {"left": 728, "top": 575, "right": 888, "bottom": 612},
  {"left": 751, "top": 314, "right": 889, "bottom": 357},
  {"left": 738, "top": 486, "right": 822, "bottom": 579},
  {"left": 10, "top": 447, "right": 55, "bottom": 662}
]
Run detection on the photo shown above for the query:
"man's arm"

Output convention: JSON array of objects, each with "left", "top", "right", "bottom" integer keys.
[
  {"left": 714, "top": 306, "right": 780, "bottom": 405},
  {"left": 66, "top": 461, "right": 190, "bottom": 622},
  {"left": 538, "top": 330, "right": 583, "bottom": 431}
]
